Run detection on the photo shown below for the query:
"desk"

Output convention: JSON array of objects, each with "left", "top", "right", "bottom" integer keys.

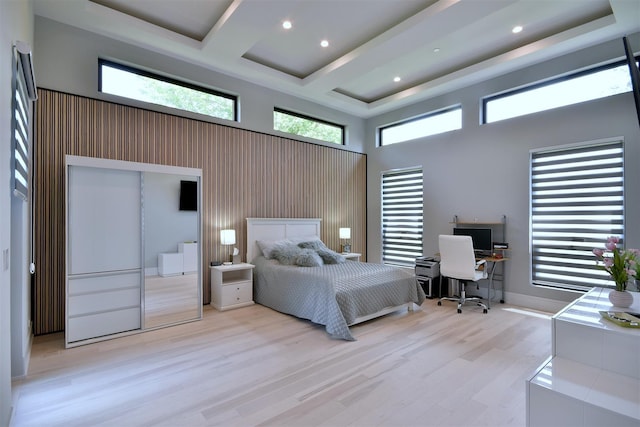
[{"left": 478, "top": 256, "right": 508, "bottom": 308}]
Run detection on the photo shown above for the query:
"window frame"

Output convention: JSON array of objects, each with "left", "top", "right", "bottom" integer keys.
[
  {"left": 98, "top": 59, "right": 238, "bottom": 121},
  {"left": 381, "top": 167, "right": 424, "bottom": 267},
  {"left": 378, "top": 105, "right": 462, "bottom": 146},
  {"left": 273, "top": 107, "right": 345, "bottom": 145},
  {"left": 483, "top": 59, "right": 632, "bottom": 124},
  {"left": 529, "top": 138, "right": 625, "bottom": 292}
]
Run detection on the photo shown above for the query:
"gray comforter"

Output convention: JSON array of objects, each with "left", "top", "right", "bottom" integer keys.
[{"left": 252, "top": 256, "right": 425, "bottom": 340}]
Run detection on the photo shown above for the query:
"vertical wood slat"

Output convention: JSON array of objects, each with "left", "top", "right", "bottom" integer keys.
[{"left": 33, "top": 89, "right": 367, "bottom": 335}]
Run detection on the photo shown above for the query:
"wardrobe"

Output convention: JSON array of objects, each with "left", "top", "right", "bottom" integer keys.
[{"left": 65, "top": 155, "right": 202, "bottom": 347}]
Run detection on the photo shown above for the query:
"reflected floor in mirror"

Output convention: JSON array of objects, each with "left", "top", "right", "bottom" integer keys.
[{"left": 144, "top": 272, "right": 200, "bottom": 328}]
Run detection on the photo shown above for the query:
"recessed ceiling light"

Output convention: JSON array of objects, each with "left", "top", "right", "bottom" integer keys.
[
  {"left": 512, "top": 25, "right": 523, "bottom": 34},
  {"left": 393, "top": 76, "right": 401, "bottom": 82},
  {"left": 320, "top": 40, "right": 329, "bottom": 48},
  {"left": 282, "top": 20, "right": 292, "bottom": 30}
]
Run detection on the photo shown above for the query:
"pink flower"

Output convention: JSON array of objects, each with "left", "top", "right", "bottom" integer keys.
[{"left": 593, "top": 236, "right": 639, "bottom": 291}]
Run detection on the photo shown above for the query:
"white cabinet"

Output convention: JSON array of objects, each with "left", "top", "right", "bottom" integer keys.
[
  {"left": 210, "top": 263, "right": 255, "bottom": 311},
  {"left": 157, "top": 243, "right": 198, "bottom": 276},
  {"left": 343, "top": 252, "right": 361, "bottom": 261},
  {"left": 179, "top": 242, "right": 198, "bottom": 273},
  {"left": 158, "top": 252, "right": 183, "bottom": 277},
  {"left": 526, "top": 288, "right": 640, "bottom": 426}
]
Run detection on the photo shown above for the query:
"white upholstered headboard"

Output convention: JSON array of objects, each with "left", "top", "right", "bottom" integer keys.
[{"left": 246, "top": 218, "right": 321, "bottom": 262}]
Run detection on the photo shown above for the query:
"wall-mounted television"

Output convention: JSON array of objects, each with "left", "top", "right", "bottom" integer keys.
[
  {"left": 453, "top": 227, "right": 493, "bottom": 253},
  {"left": 179, "top": 180, "right": 197, "bottom": 211}
]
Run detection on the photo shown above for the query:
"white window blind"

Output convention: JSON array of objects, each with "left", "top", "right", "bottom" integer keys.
[
  {"left": 12, "top": 54, "right": 33, "bottom": 199},
  {"left": 530, "top": 139, "right": 624, "bottom": 290},
  {"left": 381, "top": 167, "right": 423, "bottom": 267}
]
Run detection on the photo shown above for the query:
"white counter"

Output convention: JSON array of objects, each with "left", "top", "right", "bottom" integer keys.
[{"left": 526, "top": 288, "right": 640, "bottom": 427}]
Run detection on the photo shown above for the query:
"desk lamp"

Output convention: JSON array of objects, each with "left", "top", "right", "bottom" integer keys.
[
  {"left": 220, "top": 229, "right": 236, "bottom": 265},
  {"left": 339, "top": 227, "right": 351, "bottom": 253}
]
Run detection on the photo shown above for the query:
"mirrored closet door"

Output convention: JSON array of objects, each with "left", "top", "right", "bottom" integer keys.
[{"left": 143, "top": 172, "right": 200, "bottom": 329}]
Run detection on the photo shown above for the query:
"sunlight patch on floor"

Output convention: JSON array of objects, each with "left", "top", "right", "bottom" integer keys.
[{"left": 502, "top": 307, "right": 552, "bottom": 320}]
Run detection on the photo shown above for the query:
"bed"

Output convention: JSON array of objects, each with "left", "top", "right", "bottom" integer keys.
[{"left": 247, "top": 218, "right": 425, "bottom": 340}]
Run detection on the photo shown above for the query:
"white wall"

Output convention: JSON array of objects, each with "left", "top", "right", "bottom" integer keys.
[
  {"left": 1, "top": 1, "right": 34, "bottom": 425},
  {"left": 365, "top": 35, "right": 640, "bottom": 309},
  {"left": 33, "top": 16, "right": 366, "bottom": 154}
]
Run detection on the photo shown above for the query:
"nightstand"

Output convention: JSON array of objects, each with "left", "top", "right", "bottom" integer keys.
[
  {"left": 342, "top": 252, "right": 361, "bottom": 262},
  {"left": 210, "top": 263, "right": 255, "bottom": 311}
]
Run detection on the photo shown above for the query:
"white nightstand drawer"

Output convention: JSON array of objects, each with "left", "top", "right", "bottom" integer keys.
[{"left": 221, "top": 280, "right": 252, "bottom": 306}]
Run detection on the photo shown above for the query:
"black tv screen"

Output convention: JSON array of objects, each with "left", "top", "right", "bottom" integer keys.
[
  {"left": 453, "top": 227, "right": 493, "bottom": 252},
  {"left": 179, "top": 180, "right": 197, "bottom": 211}
]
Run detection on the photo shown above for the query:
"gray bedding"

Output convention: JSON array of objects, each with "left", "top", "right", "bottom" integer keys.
[{"left": 252, "top": 256, "right": 425, "bottom": 340}]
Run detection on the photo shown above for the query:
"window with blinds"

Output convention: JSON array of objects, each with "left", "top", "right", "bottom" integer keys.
[
  {"left": 381, "top": 167, "right": 423, "bottom": 267},
  {"left": 12, "top": 54, "right": 32, "bottom": 199},
  {"left": 530, "top": 139, "right": 624, "bottom": 291}
]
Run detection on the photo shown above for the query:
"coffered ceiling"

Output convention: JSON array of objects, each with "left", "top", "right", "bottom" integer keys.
[{"left": 34, "top": 0, "right": 640, "bottom": 118}]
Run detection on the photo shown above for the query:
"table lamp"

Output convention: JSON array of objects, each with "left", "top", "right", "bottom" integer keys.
[
  {"left": 220, "top": 229, "right": 236, "bottom": 264},
  {"left": 339, "top": 227, "right": 351, "bottom": 253}
]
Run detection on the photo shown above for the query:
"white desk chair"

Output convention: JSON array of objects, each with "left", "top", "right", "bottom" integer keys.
[{"left": 437, "top": 234, "right": 488, "bottom": 313}]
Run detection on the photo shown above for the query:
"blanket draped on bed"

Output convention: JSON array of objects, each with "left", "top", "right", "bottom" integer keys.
[{"left": 252, "top": 256, "right": 425, "bottom": 340}]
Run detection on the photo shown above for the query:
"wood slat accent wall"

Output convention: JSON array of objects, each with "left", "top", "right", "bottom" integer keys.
[{"left": 34, "top": 89, "right": 367, "bottom": 335}]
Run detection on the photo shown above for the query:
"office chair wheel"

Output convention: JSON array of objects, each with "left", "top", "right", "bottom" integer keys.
[
  {"left": 437, "top": 301, "right": 442, "bottom": 306},
  {"left": 457, "top": 308, "right": 461, "bottom": 313}
]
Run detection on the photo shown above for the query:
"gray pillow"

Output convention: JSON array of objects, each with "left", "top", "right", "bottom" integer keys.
[
  {"left": 296, "top": 249, "right": 324, "bottom": 267},
  {"left": 270, "top": 242, "right": 303, "bottom": 265},
  {"left": 298, "top": 240, "right": 345, "bottom": 264},
  {"left": 257, "top": 239, "right": 292, "bottom": 259},
  {"left": 317, "top": 248, "right": 346, "bottom": 264},
  {"left": 298, "top": 240, "right": 329, "bottom": 251}
]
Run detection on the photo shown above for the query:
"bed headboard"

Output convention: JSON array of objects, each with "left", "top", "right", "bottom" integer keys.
[{"left": 246, "top": 218, "right": 321, "bottom": 262}]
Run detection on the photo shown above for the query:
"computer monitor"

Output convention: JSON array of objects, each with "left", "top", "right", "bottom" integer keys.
[{"left": 453, "top": 227, "right": 493, "bottom": 253}]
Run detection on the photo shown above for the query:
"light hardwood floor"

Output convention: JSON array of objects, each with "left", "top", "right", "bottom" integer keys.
[{"left": 11, "top": 299, "right": 553, "bottom": 427}]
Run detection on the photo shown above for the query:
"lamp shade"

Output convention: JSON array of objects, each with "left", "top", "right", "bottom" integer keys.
[
  {"left": 339, "top": 227, "right": 351, "bottom": 239},
  {"left": 220, "top": 229, "right": 236, "bottom": 245}
]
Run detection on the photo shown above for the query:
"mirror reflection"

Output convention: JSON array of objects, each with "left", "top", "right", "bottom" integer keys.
[{"left": 143, "top": 172, "right": 200, "bottom": 329}]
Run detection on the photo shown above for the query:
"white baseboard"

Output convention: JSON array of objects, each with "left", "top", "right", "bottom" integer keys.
[{"left": 503, "top": 291, "right": 575, "bottom": 314}]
